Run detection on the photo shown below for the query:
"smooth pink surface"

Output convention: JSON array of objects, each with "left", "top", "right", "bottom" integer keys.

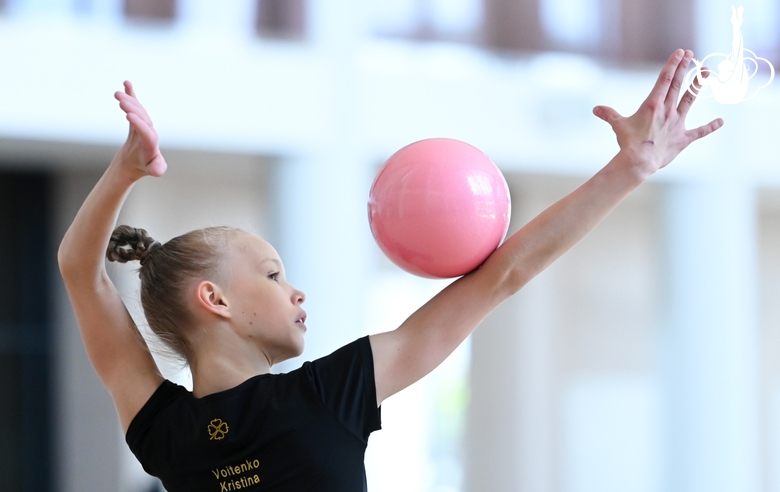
[{"left": 368, "top": 138, "right": 511, "bottom": 278}]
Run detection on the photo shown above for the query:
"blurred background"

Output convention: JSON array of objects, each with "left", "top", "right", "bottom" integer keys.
[{"left": 1, "top": 0, "right": 779, "bottom": 491}]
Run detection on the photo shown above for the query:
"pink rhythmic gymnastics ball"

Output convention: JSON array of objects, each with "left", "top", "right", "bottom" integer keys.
[{"left": 368, "top": 138, "right": 511, "bottom": 278}]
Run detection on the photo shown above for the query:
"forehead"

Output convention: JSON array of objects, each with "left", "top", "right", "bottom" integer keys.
[{"left": 233, "top": 232, "right": 281, "bottom": 264}]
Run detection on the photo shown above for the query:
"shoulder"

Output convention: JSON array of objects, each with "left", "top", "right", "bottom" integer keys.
[
  {"left": 125, "top": 380, "right": 189, "bottom": 445},
  {"left": 310, "top": 337, "right": 373, "bottom": 365},
  {"left": 305, "top": 337, "right": 375, "bottom": 382},
  {"left": 303, "top": 337, "right": 381, "bottom": 438}
]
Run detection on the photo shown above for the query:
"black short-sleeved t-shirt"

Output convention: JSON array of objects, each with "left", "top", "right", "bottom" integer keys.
[{"left": 126, "top": 337, "right": 382, "bottom": 492}]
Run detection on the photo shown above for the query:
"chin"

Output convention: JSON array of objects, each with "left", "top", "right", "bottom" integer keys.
[
  {"left": 293, "top": 341, "right": 305, "bottom": 358},
  {"left": 278, "top": 340, "right": 305, "bottom": 363}
]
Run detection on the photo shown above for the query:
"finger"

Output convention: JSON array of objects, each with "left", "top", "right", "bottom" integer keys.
[
  {"left": 147, "top": 155, "right": 168, "bottom": 178},
  {"left": 114, "top": 92, "right": 143, "bottom": 112},
  {"left": 127, "top": 113, "right": 167, "bottom": 177},
  {"left": 664, "top": 49, "right": 693, "bottom": 110},
  {"left": 684, "top": 117, "right": 725, "bottom": 144},
  {"left": 116, "top": 92, "right": 154, "bottom": 127},
  {"left": 677, "top": 66, "right": 711, "bottom": 117},
  {"left": 120, "top": 100, "right": 154, "bottom": 128},
  {"left": 124, "top": 80, "right": 137, "bottom": 98},
  {"left": 593, "top": 105, "right": 621, "bottom": 125},
  {"left": 647, "top": 50, "right": 685, "bottom": 104},
  {"left": 127, "top": 113, "right": 159, "bottom": 152},
  {"left": 115, "top": 81, "right": 152, "bottom": 124}
]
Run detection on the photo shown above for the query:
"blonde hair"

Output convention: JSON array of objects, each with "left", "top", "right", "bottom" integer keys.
[{"left": 107, "top": 224, "right": 241, "bottom": 363}]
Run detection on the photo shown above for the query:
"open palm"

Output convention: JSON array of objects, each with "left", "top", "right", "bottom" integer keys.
[
  {"left": 593, "top": 49, "right": 724, "bottom": 177},
  {"left": 114, "top": 81, "right": 167, "bottom": 178}
]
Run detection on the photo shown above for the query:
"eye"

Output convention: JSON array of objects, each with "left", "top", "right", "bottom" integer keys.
[{"left": 268, "top": 272, "right": 279, "bottom": 282}]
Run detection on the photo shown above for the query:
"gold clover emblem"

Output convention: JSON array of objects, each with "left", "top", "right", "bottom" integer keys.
[{"left": 208, "top": 419, "right": 229, "bottom": 440}]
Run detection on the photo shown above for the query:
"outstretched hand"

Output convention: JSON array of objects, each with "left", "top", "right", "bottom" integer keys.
[
  {"left": 113, "top": 81, "right": 167, "bottom": 178},
  {"left": 593, "top": 49, "right": 724, "bottom": 177}
]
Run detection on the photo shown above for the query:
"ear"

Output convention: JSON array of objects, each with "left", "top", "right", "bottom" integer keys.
[{"left": 195, "top": 281, "right": 232, "bottom": 319}]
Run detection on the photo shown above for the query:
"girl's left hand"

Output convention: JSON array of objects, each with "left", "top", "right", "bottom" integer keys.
[
  {"left": 113, "top": 81, "right": 167, "bottom": 179},
  {"left": 592, "top": 49, "right": 724, "bottom": 178}
]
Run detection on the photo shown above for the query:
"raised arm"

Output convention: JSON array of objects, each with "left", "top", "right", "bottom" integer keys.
[
  {"left": 58, "top": 81, "right": 167, "bottom": 432},
  {"left": 370, "top": 49, "right": 723, "bottom": 405}
]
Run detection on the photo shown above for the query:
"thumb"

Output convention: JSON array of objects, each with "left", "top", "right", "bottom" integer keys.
[
  {"left": 593, "top": 105, "right": 620, "bottom": 124},
  {"left": 147, "top": 156, "right": 167, "bottom": 178}
]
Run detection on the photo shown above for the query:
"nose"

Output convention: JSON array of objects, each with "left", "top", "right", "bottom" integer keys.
[{"left": 292, "top": 287, "right": 305, "bottom": 305}]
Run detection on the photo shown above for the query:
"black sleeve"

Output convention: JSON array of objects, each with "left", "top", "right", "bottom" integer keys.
[
  {"left": 125, "top": 380, "right": 186, "bottom": 476},
  {"left": 304, "top": 336, "right": 382, "bottom": 443}
]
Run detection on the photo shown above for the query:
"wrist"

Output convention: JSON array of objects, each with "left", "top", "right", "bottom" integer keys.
[
  {"left": 107, "top": 147, "right": 146, "bottom": 185},
  {"left": 615, "top": 147, "right": 658, "bottom": 182}
]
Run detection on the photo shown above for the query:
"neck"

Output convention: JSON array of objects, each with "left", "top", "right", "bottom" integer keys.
[{"left": 188, "top": 329, "right": 273, "bottom": 398}]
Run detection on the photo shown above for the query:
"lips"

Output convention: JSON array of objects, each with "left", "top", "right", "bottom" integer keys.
[{"left": 296, "top": 311, "right": 307, "bottom": 325}]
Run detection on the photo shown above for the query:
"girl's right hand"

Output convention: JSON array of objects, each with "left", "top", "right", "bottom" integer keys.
[{"left": 113, "top": 81, "right": 167, "bottom": 179}]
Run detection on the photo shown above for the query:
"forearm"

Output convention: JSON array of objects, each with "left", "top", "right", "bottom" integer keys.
[
  {"left": 487, "top": 150, "right": 647, "bottom": 295},
  {"left": 58, "top": 154, "right": 139, "bottom": 285}
]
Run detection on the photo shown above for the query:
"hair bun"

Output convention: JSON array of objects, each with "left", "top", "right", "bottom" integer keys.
[{"left": 107, "top": 225, "right": 162, "bottom": 265}]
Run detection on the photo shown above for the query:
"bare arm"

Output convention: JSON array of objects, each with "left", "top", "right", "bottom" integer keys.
[
  {"left": 370, "top": 49, "right": 723, "bottom": 405},
  {"left": 58, "top": 82, "right": 167, "bottom": 432}
]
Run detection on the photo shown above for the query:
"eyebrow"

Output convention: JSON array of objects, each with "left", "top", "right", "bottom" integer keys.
[{"left": 262, "top": 259, "right": 282, "bottom": 268}]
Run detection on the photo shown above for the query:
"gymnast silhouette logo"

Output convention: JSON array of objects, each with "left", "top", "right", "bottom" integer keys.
[
  {"left": 208, "top": 418, "right": 229, "bottom": 440},
  {"left": 685, "top": 5, "right": 774, "bottom": 104}
]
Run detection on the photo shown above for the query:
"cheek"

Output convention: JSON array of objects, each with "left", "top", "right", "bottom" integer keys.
[{"left": 247, "top": 306, "right": 282, "bottom": 331}]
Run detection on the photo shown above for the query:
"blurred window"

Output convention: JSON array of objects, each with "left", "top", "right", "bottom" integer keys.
[
  {"left": 256, "top": 0, "right": 306, "bottom": 40},
  {"left": 541, "top": 0, "right": 601, "bottom": 51},
  {"left": 481, "top": 0, "right": 694, "bottom": 62},
  {"left": 73, "top": 0, "right": 89, "bottom": 15},
  {"left": 731, "top": 0, "right": 779, "bottom": 63},
  {"left": 482, "top": 0, "right": 545, "bottom": 51},
  {"left": 373, "top": 0, "right": 418, "bottom": 36},
  {"left": 619, "top": 0, "right": 693, "bottom": 62},
  {"left": 373, "top": 0, "right": 482, "bottom": 42},
  {"left": 0, "top": 171, "right": 53, "bottom": 492},
  {"left": 749, "top": 0, "right": 779, "bottom": 50},
  {"left": 124, "top": 0, "right": 176, "bottom": 22}
]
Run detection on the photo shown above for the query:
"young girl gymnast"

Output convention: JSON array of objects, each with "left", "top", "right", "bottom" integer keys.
[{"left": 58, "top": 49, "right": 721, "bottom": 491}]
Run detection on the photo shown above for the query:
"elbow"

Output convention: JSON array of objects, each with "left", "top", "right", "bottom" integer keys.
[
  {"left": 57, "top": 235, "right": 107, "bottom": 289},
  {"left": 477, "top": 254, "right": 531, "bottom": 299},
  {"left": 479, "top": 261, "right": 528, "bottom": 300},
  {"left": 57, "top": 257, "right": 78, "bottom": 287},
  {"left": 57, "top": 242, "right": 71, "bottom": 277},
  {"left": 502, "top": 266, "right": 530, "bottom": 297},
  {"left": 499, "top": 251, "right": 553, "bottom": 296},
  {"left": 478, "top": 243, "right": 557, "bottom": 299},
  {"left": 501, "top": 246, "right": 561, "bottom": 296},
  {"left": 57, "top": 237, "right": 82, "bottom": 282}
]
